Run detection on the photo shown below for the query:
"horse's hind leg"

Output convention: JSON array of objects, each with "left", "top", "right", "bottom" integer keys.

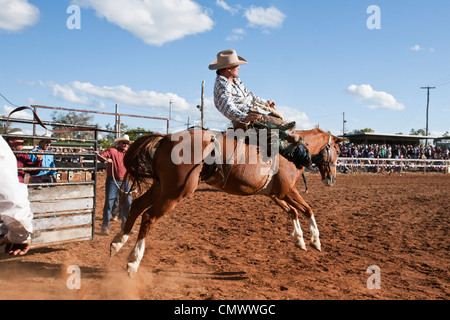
[
  {"left": 281, "top": 188, "right": 321, "bottom": 251},
  {"left": 270, "top": 196, "right": 307, "bottom": 250},
  {"left": 271, "top": 188, "right": 321, "bottom": 251},
  {"left": 110, "top": 183, "right": 160, "bottom": 257}
]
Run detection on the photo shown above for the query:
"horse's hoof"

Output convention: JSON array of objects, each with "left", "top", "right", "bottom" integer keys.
[
  {"left": 110, "top": 243, "right": 121, "bottom": 257},
  {"left": 295, "top": 239, "right": 307, "bottom": 251},
  {"left": 311, "top": 237, "right": 321, "bottom": 251},
  {"left": 110, "top": 232, "right": 128, "bottom": 257},
  {"left": 127, "top": 261, "right": 139, "bottom": 277}
]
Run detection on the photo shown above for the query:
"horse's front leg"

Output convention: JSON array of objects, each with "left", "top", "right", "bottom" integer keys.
[
  {"left": 308, "top": 215, "right": 321, "bottom": 251},
  {"left": 127, "top": 183, "right": 198, "bottom": 276},
  {"left": 110, "top": 184, "right": 160, "bottom": 257},
  {"left": 292, "top": 218, "right": 307, "bottom": 251},
  {"left": 127, "top": 208, "right": 157, "bottom": 276}
]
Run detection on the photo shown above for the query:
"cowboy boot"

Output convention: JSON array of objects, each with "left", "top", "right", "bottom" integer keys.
[
  {"left": 277, "top": 121, "right": 296, "bottom": 131},
  {"left": 251, "top": 115, "right": 296, "bottom": 132},
  {"left": 291, "top": 144, "right": 312, "bottom": 168},
  {"left": 311, "top": 152, "right": 324, "bottom": 164}
]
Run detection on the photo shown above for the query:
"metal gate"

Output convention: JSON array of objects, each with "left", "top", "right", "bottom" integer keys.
[{"left": 1, "top": 117, "right": 99, "bottom": 247}]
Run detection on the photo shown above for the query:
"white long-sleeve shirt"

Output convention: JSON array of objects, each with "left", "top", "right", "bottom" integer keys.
[
  {"left": 0, "top": 135, "right": 33, "bottom": 243},
  {"left": 214, "top": 75, "right": 267, "bottom": 122}
]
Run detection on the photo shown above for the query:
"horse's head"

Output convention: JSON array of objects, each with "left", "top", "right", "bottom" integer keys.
[{"left": 315, "top": 134, "right": 346, "bottom": 187}]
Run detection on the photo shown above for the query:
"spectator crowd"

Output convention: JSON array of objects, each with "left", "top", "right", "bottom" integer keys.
[
  {"left": 336, "top": 142, "right": 449, "bottom": 174},
  {"left": 339, "top": 143, "right": 450, "bottom": 160}
]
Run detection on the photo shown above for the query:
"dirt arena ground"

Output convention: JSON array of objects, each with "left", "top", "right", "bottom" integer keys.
[{"left": 1, "top": 171, "right": 449, "bottom": 300}]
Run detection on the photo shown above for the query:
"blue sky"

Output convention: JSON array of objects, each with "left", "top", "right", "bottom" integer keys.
[{"left": 0, "top": 0, "right": 449, "bottom": 137}]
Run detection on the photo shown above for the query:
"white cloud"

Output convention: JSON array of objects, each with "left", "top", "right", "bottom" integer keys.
[
  {"left": 73, "top": 0, "right": 214, "bottom": 46},
  {"left": 226, "top": 28, "right": 245, "bottom": 41},
  {"left": 216, "top": 0, "right": 238, "bottom": 15},
  {"left": 0, "top": 0, "right": 39, "bottom": 32},
  {"left": 1, "top": 105, "right": 33, "bottom": 119},
  {"left": 275, "top": 105, "right": 314, "bottom": 130},
  {"left": 347, "top": 84, "right": 405, "bottom": 111},
  {"left": 39, "top": 81, "right": 192, "bottom": 113},
  {"left": 431, "top": 130, "right": 447, "bottom": 137},
  {"left": 52, "top": 83, "right": 90, "bottom": 105},
  {"left": 244, "top": 6, "right": 286, "bottom": 29},
  {"left": 409, "top": 45, "right": 435, "bottom": 53}
]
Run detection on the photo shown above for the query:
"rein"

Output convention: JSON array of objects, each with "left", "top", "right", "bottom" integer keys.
[
  {"left": 97, "top": 153, "right": 137, "bottom": 195},
  {"left": 252, "top": 101, "right": 284, "bottom": 119},
  {"left": 6, "top": 106, "right": 117, "bottom": 134}
]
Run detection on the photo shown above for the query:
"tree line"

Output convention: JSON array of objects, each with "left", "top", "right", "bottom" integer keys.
[{"left": 349, "top": 128, "right": 449, "bottom": 137}]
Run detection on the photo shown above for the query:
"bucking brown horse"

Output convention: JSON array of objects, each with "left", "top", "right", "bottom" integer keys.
[{"left": 110, "top": 127, "right": 345, "bottom": 275}]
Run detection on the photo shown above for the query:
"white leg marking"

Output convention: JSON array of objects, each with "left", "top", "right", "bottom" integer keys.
[
  {"left": 127, "top": 238, "right": 145, "bottom": 276},
  {"left": 309, "top": 216, "right": 321, "bottom": 251},
  {"left": 292, "top": 219, "right": 307, "bottom": 251},
  {"left": 110, "top": 231, "right": 130, "bottom": 257}
]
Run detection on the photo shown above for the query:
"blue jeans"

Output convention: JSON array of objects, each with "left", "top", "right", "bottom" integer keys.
[{"left": 102, "top": 176, "right": 131, "bottom": 231}]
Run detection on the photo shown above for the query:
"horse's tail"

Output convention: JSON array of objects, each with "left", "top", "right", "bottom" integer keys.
[{"left": 123, "top": 133, "right": 165, "bottom": 193}]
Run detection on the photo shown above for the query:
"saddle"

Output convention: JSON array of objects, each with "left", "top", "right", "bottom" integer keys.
[{"left": 199, "top": 128, "right": 278, "bottom": 183}]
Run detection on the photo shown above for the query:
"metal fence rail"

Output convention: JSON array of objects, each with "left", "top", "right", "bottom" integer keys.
[
  {"left": 1, "top": 117, "right": 99, "bottom": 247},
  {"left": 337, "top": 157, "right": 450, "bottom": 174}
]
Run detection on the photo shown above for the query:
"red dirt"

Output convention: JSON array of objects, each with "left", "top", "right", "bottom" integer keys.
[{"left": 1, "top": 171, "right": 449, "bottom": 300}]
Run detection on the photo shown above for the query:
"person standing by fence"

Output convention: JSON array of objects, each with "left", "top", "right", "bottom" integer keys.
[
  {"left": 98, "top": 135, "right": 132, "bottom": 235},
  {"left": 29, "top": 138, "right": 56, "bottom": 184},
  {"left": 4, "top": 128, "right": 42, "bottom": 183}
]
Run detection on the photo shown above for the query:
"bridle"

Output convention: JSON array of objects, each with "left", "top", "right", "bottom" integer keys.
[
  {"left": 315, "top": 133, "right": 338, "bottom": 185},
  {"left": 317, "top": 134, "right": 336, "bottom": 167}
]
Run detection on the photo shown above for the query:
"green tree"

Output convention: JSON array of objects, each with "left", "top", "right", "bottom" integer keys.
[
  {"left": 51, "top": 111, "right": 96, "bottom": 140},
  {"left": 409, "top": 128, "right": 426, "bottom": 136},
  {"left": 351, "top": 128, "right": 375, "bottom": 134},
  {"left": 98, "top": 123, "right": 153, "bottom": 148},
  {"left": 0, "top": 121, "right": 7, "bottom": 134},
  {"left": 126, "top": 127, "right": 153, "bottom": 141}
]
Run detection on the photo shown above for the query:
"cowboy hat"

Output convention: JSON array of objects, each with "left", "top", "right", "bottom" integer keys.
[
  {"left": 6, "top": 127, "right": 24, "bottom": 136},
  {"left": 114, "top": 134, "right": 131, "bottom": 145},
  {"left": 208, "top": 49, "right": 248, "bottom": 70},
  {"left": 38, "top": 138, "right": 52, "bottom": 148}
]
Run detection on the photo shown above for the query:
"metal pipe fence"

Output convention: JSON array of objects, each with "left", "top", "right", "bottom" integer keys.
[
  {"left": 337, "top": 157, "right": 450, "bottom": 174},
  {"left": 1, "top": 117, "right": 100, "bottom": 247}
]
